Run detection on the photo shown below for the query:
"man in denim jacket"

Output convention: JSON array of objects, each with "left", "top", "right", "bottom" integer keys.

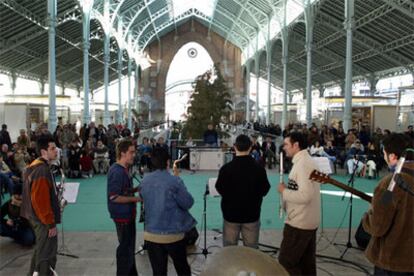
[{"left": 139, "top": 148, "right": 196, "bottom": 276}]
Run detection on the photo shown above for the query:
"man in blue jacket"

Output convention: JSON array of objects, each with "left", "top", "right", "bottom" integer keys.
[
  {"left": 139, "top": 147, "right": 196, "bottom": 276},
  {"left": 107, "top": 139, "right": 141, "bottom": 276}
]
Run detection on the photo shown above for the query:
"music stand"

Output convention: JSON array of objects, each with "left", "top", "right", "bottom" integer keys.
[
  {"left": 58, "top": 182, "right": 80, "bottom": 259},
  {"left": 312, "top": 157, "right": 333, "bottom": 244},
  {"left": 189, "top": 178, "right": 219, "bottom": 258},
  {"left": 334, "top": 157, "right": 362, "bottom": 258}
]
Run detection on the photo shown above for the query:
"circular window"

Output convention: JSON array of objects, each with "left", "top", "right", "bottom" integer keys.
[{"left": 187, "top": 48, "right": 198, "bottom": 58}]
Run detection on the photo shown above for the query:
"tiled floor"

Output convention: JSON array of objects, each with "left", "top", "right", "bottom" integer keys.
[{"left": 0, "top": 228, "right": 373, "bottom": 275}]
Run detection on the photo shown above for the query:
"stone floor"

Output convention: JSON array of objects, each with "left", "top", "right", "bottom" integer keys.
[{"left": 0, "top": 228, "right": 373, "bottom": 276}]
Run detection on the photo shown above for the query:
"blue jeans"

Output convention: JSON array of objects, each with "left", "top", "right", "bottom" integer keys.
[
  {"left": 223, "top": 220, "right": 260, "bottom": 248},
  {"left": 0, "top": 222, "right": 35, "bottom": 246}
]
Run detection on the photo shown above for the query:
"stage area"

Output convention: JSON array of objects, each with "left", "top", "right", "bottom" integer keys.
[
  {"left": 58, "top": 169, "right": 375, "bottom": 232},
  {"left": 0, "top": 169, "right": 377, "bottom": 275}
]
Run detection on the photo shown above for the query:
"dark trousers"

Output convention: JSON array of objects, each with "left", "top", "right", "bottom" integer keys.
[
  {"left": 145, "top": 239, "right": 191, "bottom": 276},
  {"left": 29, "top": 220, "right": 57, "bottom": 276},
  {"left": 0, "top": 222, "right": 35, "bottom": 246},
  {"left": 115, "top": 221, "right": 138, "bottom": 276},
  {"left": 374, "top": 266, "right": 414, "bottom": 276},
  {"left": 278, "top": 224, "right": 317, "bottom": 276}
]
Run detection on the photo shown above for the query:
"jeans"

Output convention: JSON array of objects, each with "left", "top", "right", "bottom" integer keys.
[
  {"left": 114, "top": 221, "right": 138, "bottom": 276},
  {"left": 0, "top": 222, "right": 35, "bottom": 246},
  {"left": 223, "top": 219, "right": 260, "bottom": 248},
  {"left": 145, "top": 239, "right": 191, "bottom": 276},
  {"left": 374, "top": 266, "right": 414, "bottom": 275}
]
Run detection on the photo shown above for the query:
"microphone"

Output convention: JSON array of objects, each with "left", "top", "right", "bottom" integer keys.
[{"left": 382, "top": 155, "right": 406, "bottom": 205}]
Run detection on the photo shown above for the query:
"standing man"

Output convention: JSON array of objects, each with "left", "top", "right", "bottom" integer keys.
[
  {"left": 278, "top": 132, "right": 320, "bottom": 275},
  {"left": 362, "top": 133, "right": 414, "bottom": 275},
  {"left": 139, "top": 148, "right": 195, "bottom": 276},
  {"left": 107, "top": 139, "right": 141, "bottom": 276},
  {"left": 21, "top": 134, "right": 61, "bottom": 276},
  {"left": 215, "top": 134, "right": 270, "bottom": 248}
]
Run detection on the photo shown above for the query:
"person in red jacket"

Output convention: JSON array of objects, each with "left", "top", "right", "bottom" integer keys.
[{"left": 21, "top": 134, "right": 61, "bottom": 276}]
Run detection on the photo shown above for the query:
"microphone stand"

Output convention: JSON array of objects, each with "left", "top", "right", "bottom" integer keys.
[
  {"left": 188, "top": 183, "right": 211, "bottom": 258},
  {"left": 334, "top": 156, "right": 362, "bottom": 258},
  {"left": 132, "top": 173, "right": 146, "bottom": 255}
]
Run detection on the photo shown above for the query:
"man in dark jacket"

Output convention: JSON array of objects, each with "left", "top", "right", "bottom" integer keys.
[
  {"left": 0, "top": 124, "right": 12, "bottom": 148},
  {"left": 107, "top": 139, "right": 141, "bottom": 276},
  {"left": 215, "top": 134, "right": 270, "bottom": 248},
  {"left": 203, "top": 124, "right": 218, "bottom": 146},
  {"left": 362, "top": 133, "right": 414, "bottom": 274}
]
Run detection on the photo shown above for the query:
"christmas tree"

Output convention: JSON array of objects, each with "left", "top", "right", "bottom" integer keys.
[{"left": 183, "top": 64, "right": 232, "bottom": 139}]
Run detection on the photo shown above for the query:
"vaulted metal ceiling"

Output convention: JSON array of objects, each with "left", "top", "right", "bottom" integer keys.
[{"left": 0, "top": 0, "right": 413, "bottom": 93}]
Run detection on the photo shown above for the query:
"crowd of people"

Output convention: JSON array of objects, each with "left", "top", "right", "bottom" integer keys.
[{"left": 0, "top": 120, "right": 413, "bottom": 275}]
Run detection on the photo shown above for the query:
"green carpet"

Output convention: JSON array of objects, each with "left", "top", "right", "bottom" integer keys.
[{"left": 60, "top": 171, "right": 378, "bottom": 232}]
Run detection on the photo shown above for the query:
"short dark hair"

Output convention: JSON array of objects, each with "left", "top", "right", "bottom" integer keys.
[
  {"left": 382, "top": 133, "right": 413, "bottom": 160},
  {"left": 151, "top": 147, "right": 169, "bottom": 170},
  {"left": 286, "top": 131, "right": 308, "bottom": 150},
  {"left": 235, "top": 134, "right": 252, "bottom": 151},
  {"left": 116, "top": 139, "right": 133, "bottom": 160},
  {"left": 36, "top": 134, "right": 55, "bottom": 156}
]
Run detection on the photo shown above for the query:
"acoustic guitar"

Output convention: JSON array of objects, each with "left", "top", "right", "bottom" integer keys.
[{"left": 309, "top": 170, "right": 372, "bottom": 203}]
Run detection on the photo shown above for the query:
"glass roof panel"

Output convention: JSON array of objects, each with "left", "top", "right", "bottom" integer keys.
[{"left": 170, "top": 0, "right": 216, "bottom": 18}]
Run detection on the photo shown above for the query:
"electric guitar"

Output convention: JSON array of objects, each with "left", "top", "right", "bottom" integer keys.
[{"left": 309, "top": 170, "right": 372, "bottom": 203}]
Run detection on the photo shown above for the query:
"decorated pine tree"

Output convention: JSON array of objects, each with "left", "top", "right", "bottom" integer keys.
[{"left": 183, "top": 64, "right": 232, "bottom": 139}]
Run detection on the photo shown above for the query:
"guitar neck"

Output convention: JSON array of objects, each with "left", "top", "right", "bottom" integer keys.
[{"left": 326, "top": 178, "right": 372, "bottom": 203}]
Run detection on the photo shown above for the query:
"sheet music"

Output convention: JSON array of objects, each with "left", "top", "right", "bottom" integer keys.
[
  {"left": 62, "top": 182, "right": 80, "bottom": 203},
  {"left": 208, "top": 178, "right": 220, "bottom": 197},
  {"left": 312, "top": 157, "right": 333, "bottom": 175}
]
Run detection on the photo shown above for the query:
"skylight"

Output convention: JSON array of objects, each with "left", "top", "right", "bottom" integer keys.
[
  {"left": 243, "top": 0, "right": 320, "bottom": 61},
  {"left": 169, "top": 0, "right": 216, "bottom": 19}
]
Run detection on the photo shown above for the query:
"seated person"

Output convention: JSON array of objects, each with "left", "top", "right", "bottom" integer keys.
[
  {"left": 262, "top": 136, "right": 276, "bottom": 169},
  {"left": 324, "top": 141, "right": 337, "bottom": 160},
  {"left": 0, "top": 184, "right": 35, "bottom": 246},
  {"left": 346, "top": 140, "right": 366, "bottom": 175},
  {"left": 80, "top": 150, "right": 94, "bottom": 178},
  {"left": 13, "top": 145, "right": 30, "bottom": 176},
  {"left": 309, "top": 140, "right": 324, "bottom": 156},
  {"left": 365, "top": 142, "right": 378, "bottom": 179},
  {"left": 0, "top": 155, "right": 15, "bottom": 194},
  {"left": 250, "top": 136, "right": 262, "bottom": 163},
  {"left": 93, "top": 140, "right": 110, "bottom": 174},
  {"left": 139, "top": 137, "right": 152, "bottom": 172}
]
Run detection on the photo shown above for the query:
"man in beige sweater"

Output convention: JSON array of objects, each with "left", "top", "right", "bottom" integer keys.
[{"left": 278, "top": 132, "right": 320, "bottom": 275}]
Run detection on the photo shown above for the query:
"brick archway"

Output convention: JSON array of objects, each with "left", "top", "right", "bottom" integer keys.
[{"left": 141, "top": 20, "right": 243, "bottom": 121}]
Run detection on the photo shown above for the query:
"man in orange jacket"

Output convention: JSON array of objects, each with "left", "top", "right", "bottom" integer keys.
[{"left": 21, "top": 134, "right": 61, "bottom": 276}]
